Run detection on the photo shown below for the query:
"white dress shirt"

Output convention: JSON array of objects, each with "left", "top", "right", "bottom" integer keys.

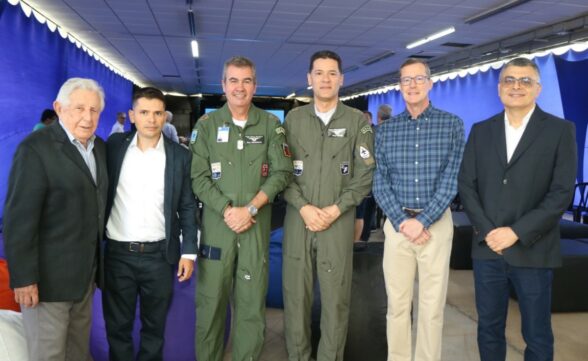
[
  {"left": 106, "top": 134, "right": 166, "bottom": 242},
  {"left": 504, "top": 106, "right": 534, "bottom": 163}
]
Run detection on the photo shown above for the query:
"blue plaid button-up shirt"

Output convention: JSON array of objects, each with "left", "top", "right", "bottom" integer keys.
[{"left": 373, "top": 103, "right": 465, "bottom": 230}]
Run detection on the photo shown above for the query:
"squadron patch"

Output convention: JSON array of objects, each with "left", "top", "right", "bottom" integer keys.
[
  {"left": 275, "top": 127, "right": 286, "bottom": 135},
  {"left": 359, "top": 146, "right": 370, "bottom": 159},
  {"left": 190, "top": 130, "right": 198, "bottom": 144},
  {"left": 361, "top": 125, "right": 373, "bottom": 134},
  {"left": 261, "top": 163, "right": 269, "bottom": 177},
  {"left": 340, "top": 162, "right": 350, "bottom": 175},
  {"left": 293, "top": 160, "right": 303, "bottom": 176}
]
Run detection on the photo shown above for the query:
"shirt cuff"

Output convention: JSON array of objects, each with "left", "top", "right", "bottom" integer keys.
[{"left": 181, "top": 254, "right": 197, "bottom": 261}]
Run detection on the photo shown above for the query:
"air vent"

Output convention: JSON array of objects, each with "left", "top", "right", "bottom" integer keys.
[
  {"left": 162, "top": 74, "right": 181, "bottom": 78},
  {"left": 442, "top": 42, "right": 472, "bottom": 48},
  {"left": 361, "top": 50, "right": 395, "bottom": 66},
  {"left": 408, "top": 54, "right": 434, "bottom": 59},
  {"left": 464, "top": 0, "right": 532, "bottom": 25},
  {"left": 343, "top": 65, "right": 359, "bottom": 74}
]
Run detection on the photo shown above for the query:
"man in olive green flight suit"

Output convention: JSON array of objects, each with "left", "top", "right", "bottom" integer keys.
[
  {"left": 283, "top": 50, "right": 375, "bottom": 361},
  {"left": 190, "top": 56, "right": 293, "bottom": 361}
]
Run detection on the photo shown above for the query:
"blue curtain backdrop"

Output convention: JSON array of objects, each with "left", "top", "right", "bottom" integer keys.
[
  {"left": 367, "top": 49, "right": 588, "bottom": 183},
  {"left": 0, "top": 3, "right": 133, "bottom": 218}
]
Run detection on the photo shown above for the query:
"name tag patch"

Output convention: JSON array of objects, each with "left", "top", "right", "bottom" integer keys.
[
  {"left": 190, "top": 130, "right": 198, "bottom": 144},
  {"left": 245, "top": 135, "right": 264, "bottom": 144},
  {"left": 293, "top": 160, "right": 303, "bottom": 176},
  {"left": 211, "top": 162, "right": 221, "bottom": 180},
  {"left": 328, "top": 128, "right": 347, "bottom": 138}
]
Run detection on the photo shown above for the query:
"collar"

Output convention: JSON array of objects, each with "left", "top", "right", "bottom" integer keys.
[
  {"left": 129, "top": 132, "right": 165, "bottom": 152},
  {"left": 504, "top": 105, "right": 535, "bottom": 129},
  {"left": 399, "top": 103, "right": 434, "bottom": 122},
  {"left": 59, "top": 120, "right": 96, "bottom": 146}
]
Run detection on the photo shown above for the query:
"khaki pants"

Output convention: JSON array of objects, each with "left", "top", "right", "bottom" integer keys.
[
  {"left": 383, "top": 209, "right": 453, "bottom": 361},
  {"left": 21, "top": 282, "right": 94, "bottom": 361}
]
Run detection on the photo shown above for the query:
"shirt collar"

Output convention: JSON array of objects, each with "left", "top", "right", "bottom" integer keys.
[
  {"left": 504, "top": 106, "right": 535, "bottom": 129},
  {"left": 129, "top": 132, "right": 165, "bottom": 152},
  {"left": 399, "top": 103, "right": 434, "bottom": 121},
  {"left": 59, "top": 120, "right": 95, "bottom": 147}
]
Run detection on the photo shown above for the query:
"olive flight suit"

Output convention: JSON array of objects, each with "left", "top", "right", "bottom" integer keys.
[
  {"left": 282, "top": 102, "right": 375, "bottom": 361},
  {"left": 190, "top": 103, "right": 293, "bottom": 361}
]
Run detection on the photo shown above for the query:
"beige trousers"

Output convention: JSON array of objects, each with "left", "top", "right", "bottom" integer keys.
[
  {"left": 383, "top": 208, "right": 453, "bottom": 361},
  {"left": 21, "top": 282, "right": 95, "bottom": 361}
]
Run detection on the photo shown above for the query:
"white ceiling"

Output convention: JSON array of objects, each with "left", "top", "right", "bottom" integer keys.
[{"left": 22, "top": 0, "right": 588, "bottom": 96}]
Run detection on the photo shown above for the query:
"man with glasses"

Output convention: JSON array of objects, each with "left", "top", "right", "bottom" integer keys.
[
  {"left": 373, "top": 58, "right": 465, "bottom": 361},
  {"left": 459, "top": 57, "right": 577, "bottom": 361}
]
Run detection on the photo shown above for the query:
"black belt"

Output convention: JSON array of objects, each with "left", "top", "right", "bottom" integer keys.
[
  {"left": 107, "top": 239, "right": 164, "bottom": 253},
  {"left": 403, "top": 207, "right": 423, "bottom": 218}
]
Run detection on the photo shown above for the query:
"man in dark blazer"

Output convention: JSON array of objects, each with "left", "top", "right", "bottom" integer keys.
[
  {"left": 458, "top": 57, "right": 577, "bottom": 361},
  {"left": 3, "top": 78, "right": 108, "bottom": 360},
  {"left": 103, "top": 87, "right": 198, "bottom": 361}
]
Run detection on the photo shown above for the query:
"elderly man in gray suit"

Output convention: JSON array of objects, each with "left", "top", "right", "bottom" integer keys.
[{"left": 3, "top": 78, "right": 108, "bottom": 361}]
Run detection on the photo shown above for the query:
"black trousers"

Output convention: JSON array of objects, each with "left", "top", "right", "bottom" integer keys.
[{"left": 103, "top": 241, "right": 174, "bottom": 361}]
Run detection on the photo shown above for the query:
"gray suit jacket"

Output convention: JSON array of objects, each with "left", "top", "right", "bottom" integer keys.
[
  {"left": 458, "top": 106, "right": 577, "bottom": 268},
  {"left": 104, "top": 131, "right": 198, "bottom": 265},
  {"left": 3, "top": 122, "right": 108, "bottom": 302}
]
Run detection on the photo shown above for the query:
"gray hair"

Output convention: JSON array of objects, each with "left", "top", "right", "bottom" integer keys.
[
  {"left": 166, "top": 110, "right": 173, "bottom": 122},
  {"left": 378, "top": 104, "right": 392, "bottom": 120},
  {"left": 399, "top": 58, "right": 431, "bottom": 77},
  {"left": 222, "top": 56, "right": 256, "bottom": 83},
  {"left": 499, "top": 57, "right": 541, "bottom": 82},
  {"left": 55, "top": 78, "right": 105, "bottom": 111}
]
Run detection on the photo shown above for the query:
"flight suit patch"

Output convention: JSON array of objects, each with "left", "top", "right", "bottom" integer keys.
[
  {"left": 361, "top": 125, "right": 373, "bottom": 134},
  {"left": 328, "top": 128, "right": 347, "bottom": 138},
  {"left": 261, "top": 163, "right": 269, "bottom": 177},
  {"left": 358, "top": 143, "right": 375, "bottom": 165},
  {"left": 245, "top": 135, "right": 264, "bottom": 144},
  {"left": 276, "top": 127, "right": 286, "bottom": 135},
  {"left": 190, "top": 130, "right": 198, "bottom": 144},
  {"left": 293, "top": 160, "right": 303, "bottom": 176},
  {"left": 199, "top": 244, "right": 221, "bottom": 260},
  {"left": 340, "top": 161, "right": 350, "bottom": 175},
  {"left": 282, "top": 143, "right": 291, "bottom": 157},
  {"left": 211, "top": 162, "right": 221, "bottom": 180}
]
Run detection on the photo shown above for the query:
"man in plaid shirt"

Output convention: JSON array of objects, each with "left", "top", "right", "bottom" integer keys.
[{"left": 373, "top": 58, "right": 465, "bottom": 361}]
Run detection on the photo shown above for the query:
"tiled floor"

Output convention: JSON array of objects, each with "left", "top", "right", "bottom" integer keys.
[{"left": 222, "top": 229, "right": 588, "bottom": 361}]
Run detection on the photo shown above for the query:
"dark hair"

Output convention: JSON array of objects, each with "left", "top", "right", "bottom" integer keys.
[
  {"left": 399, "top": 58, "right": 431, "bottom": 77},
  {"left": 40, "top": 109, "right": 57, "bottom": 124},
  {"left": 132, "top": 87, "right": 166, "bottom": 108},
  {"left": 223, "top": 56, "right": 256, "bottom": 83},
  {"left": 500, "top": 57, "right": 540, "bottom": 79},
  {"left": 309, "top": 50, "right": 342, "bottom": 73}
]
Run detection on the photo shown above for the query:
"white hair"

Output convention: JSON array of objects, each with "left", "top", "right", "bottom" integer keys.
[
  {"left": 55, "top": 78, "right": 105, "bottom": 111},
  {"left": 166, "top": 110, "right": 173, "bottom": 122}
]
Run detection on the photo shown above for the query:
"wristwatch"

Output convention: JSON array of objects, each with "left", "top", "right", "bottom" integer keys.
[{"left": 247, "top": 204, "right": 258, "bottom": 216}]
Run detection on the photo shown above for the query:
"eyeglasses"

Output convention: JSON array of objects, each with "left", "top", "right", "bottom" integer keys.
[
  {"left": 399, "top": 75, "right": 429, "bottom": 86},
  {"left": 500, "top": 76, "right": 539, "bottom": 88}
]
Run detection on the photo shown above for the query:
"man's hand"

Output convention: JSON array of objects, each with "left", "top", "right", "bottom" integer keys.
[
  {"left": 224, "top": 206, "right": 255, "bottom": 234},
  {"left": 300, "top": 205, "right": 330, "bottom": 232},
  {"left": 412, "top": 229, "right": 432, "bottom": 245},
  {"left": 399, "top": 218, "right": 425, "bottom": 241},
  {"left": 15, "top": 284, "right": 39, "bottom": 308},
  {"left": 320, "top": 205, "right": 341, "bottom": 225},
  {"left": 485, "top": 227, "right": 518, "bottom": 254},
  {"left": 177, "top": 258, "right": 194, "bottom": 282}
]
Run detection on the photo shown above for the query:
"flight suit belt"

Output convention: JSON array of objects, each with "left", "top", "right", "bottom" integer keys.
[
  {"left": 107, "top": 239, "right": 164, "bottom": 253},
  {"left": 402, "top": 207, "right": 423, "bottom": 218},
  {"left": 199, "top": 244, "right": 222, "bottom": 260}
]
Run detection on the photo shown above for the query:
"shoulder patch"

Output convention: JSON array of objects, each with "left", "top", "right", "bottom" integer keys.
[
  {"left": 276, "top": 126, "right": 286, "bottom": 135},
  {"left": 361, "top": 125, "right": 373, "bottom": 134},
  {"left": 198, "top": 114, "right": 209, "bottom": 121},
  {"left": 190, "top": 130, "right": 198, "bottom": 144}
]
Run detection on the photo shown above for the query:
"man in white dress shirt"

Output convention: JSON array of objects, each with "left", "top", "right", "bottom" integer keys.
[{"left": 102, "top": 87, "right": 198, "bottom": 361}]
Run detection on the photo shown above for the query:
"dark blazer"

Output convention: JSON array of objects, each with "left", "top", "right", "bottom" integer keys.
[
  {"left": 458, "top": 106, "right": 577, "bottom": 268},
  {"left": 104, "top": 131, "right": 198, "bottom": 265},
  {"left": 3, "top": 122, "right": 108, "bottom": 302}
]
